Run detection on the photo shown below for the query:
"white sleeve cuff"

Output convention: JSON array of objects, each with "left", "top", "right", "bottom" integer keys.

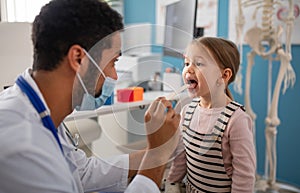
[
  {"left": 125, "top": 174, "right": 160, "bottom": 193},
  {"left": 105, "top": 154, "right": 129, "bottom": 190}
]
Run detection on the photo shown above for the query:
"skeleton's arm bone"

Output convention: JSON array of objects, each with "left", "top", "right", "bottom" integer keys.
[
  {"left": 242, "top": 0, "right": 263, "bottom": 7},
  {"left": 285, "top": 0, "right": 295, "bottom": 55}
]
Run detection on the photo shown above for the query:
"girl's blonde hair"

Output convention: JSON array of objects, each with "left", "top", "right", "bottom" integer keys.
[{"left": 192, "top": 37, "right": 240, "bottom": 100}]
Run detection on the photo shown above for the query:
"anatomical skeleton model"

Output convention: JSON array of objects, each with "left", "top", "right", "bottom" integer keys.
[{"left": 236, "top": 0, "right": 296, "bottom": 191}]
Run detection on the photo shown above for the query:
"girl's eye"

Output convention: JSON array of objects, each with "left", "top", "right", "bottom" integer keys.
[
  {"left": 196, "top": 62, "right": 204, "bottom": 67},
  {"left": 184, "top": 62, "right": 190, "bottom": 67}
]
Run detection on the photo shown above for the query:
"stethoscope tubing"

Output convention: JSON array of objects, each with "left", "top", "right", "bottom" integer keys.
[{"left": 16, "top": 76, "right": 64, "bottom": 154}]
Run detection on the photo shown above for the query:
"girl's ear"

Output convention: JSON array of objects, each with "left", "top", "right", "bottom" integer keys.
[
  {"left": 222, "top": 68, "right": 233, "bottom": 82},
  {"left": 67, "top": 45, "right": 85, "bottom": 72}
]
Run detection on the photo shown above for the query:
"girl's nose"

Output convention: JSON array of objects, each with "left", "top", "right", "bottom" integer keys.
[{"left": 186, "top": 63, "right": 195, "bottom": 74}]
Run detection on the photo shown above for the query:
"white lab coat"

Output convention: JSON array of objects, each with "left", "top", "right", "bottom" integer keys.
[{"left": 0, "top": 69, "right": 160, "bottom": 193}]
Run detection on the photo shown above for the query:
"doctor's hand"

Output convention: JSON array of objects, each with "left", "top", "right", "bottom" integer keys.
[
  {"left": 144, "top": 97, "right": 180, "bottom": 151},
  {"left": 138, "top": 97, "right": 181, "bottom": 187}
]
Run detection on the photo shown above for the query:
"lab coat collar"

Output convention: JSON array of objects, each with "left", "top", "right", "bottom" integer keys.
[
  {"left": 20, "top": 68, "right": 51, "bottom": 116},
  {"left": 22, "top": 68, "right": 77, "bottom": 157}
]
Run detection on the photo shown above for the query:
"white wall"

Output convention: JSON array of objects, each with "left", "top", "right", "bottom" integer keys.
[{"left": 0, "top": 22, "right": 33, "bottom": 90}]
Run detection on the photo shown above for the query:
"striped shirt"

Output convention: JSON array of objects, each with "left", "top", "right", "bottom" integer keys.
[{"left": 167, "top": 99, "right": 256, "bottom": 193}]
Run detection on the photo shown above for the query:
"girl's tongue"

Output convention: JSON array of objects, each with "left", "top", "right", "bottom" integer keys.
[{"left": 187, "top": 79, "right": 198, "bottom": 89}]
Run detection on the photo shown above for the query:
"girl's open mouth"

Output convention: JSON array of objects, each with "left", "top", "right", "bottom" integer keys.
[{"left": 187, "top": 79, "right": 198, "bottom": 89}]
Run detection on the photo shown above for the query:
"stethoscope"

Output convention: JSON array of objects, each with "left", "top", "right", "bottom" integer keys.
[
  {"left": 63, "top": 122, "right": 79, "bottom": 151},
  {"left": 16, "top": 76, "right": 79, "bottom": 154}
]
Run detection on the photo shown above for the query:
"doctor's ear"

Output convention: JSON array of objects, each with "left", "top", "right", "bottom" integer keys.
[
  {"left": 68, "top": 45, "right": 85, "bottom": 71},
  {"left": 221, "top": 68, "right": 232, "bottom": 82}
]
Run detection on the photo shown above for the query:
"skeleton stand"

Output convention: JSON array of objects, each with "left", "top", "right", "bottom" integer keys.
[{"left": 236, "top": 0, "right": 298, "bottom": 192}]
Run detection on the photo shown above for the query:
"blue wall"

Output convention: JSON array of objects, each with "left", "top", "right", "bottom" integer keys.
[
  {"left": 124, "top": 0, "right": 300, "bottom": 187},
  {"left": 123, "top": 0, "right": 156, "bottom": 24}
]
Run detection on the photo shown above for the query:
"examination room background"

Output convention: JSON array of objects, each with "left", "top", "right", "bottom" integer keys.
[{"left": 123, "top": 0, "right": 300, "bottom": 187}]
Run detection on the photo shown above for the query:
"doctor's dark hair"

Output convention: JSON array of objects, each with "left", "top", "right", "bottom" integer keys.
[
  {"left": 31, "top": 0, "right": 123, "bottom": 71},
  {"left": 192, "top": 37, "right": 240, "bottom": 100}
]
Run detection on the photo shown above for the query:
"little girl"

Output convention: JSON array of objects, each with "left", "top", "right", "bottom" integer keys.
[{"left": 166, "top": 37, "right": 256, "bottom": 193}]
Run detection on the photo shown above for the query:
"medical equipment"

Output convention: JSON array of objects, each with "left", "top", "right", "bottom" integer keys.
[
  {"left": 116, "top": 53, "right": 162, "bottom": 85},
  {"left": 63, "top": 122, "right": 80, "bottom": 151},
  {"left": 165, "top": 84, "right": 188, "bottom": 100},
  {"left": 16, "top": 76, "right": 64, "bottom": 154}
]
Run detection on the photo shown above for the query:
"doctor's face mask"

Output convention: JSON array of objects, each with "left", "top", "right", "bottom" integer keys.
[
  {"left": 75, "top": 50, "right": 117, "bottom": 111},
  {"left": 73, "top": 32, "right": 121, "bottom": 111}
]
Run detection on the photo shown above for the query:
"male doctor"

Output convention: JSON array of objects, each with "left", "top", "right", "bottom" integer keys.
[{"left": 0, "top": 0, "right": 180, "bottom": 192}]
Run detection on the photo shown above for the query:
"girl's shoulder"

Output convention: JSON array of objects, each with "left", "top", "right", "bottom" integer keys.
[
  {"left": 228, "top": 106, "right": 253, "bottom": 129},
  {"left": 227, "top": 101, "right": 249, "bottom": 118}
]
